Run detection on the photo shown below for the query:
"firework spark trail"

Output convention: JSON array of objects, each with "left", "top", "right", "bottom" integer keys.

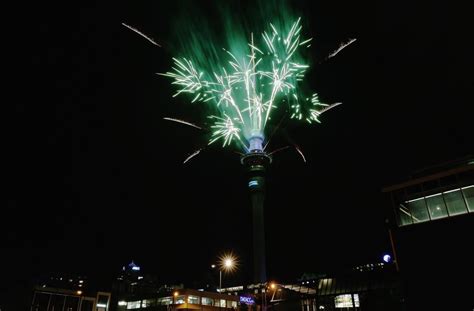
[
  {"left": 268, "top": 145, "right": 290, "bottom": 155},
  {"left": 294, "top": 145, "right": 307, "bottom": 163},
  {"left": 263, "top": 115, "right": 287, "bottom": 151},
  {"left": 319, "top": 102, "right": 342, "bottom": 114},
  {"left": 122, "top": 23, "right": 161, "bottom": 47},
  {"left": 163, "top": 117, "right": 202, "bottom": 130},
  {"left": 183, "top": 148, "right": 202, "bottom": 164},
  {"left": 327, "top": 38, "right": 357, "bottom": 59}
]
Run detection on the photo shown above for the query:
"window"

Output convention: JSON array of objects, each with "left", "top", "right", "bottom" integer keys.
[
  {"left": 175, "top": 296, "right": 185, "bottom": 304},
  {"left": 202, "top": 297, "right": 214, "bottom": 306},
  {"left": 408, "top": 198, "right": 430, "bottom": 222},
  {"left": 397, "top": 203, "right": 413, "bottom": 226},
  {"left": 334, "top": 294, "right": 359, "bottom": 308},
  {"left": 141, "top": 299, "right": 156, "bottom": 307},
  {"left": 462, "top": 185, "right": 474, "bottom": 212},
  {"left": 126, "top": 301, "right": 141, "bottom": 309},
  {"left": 219, "top": 299, "right": 226, "bottom": 307},
  {"left": 157, "top": 297, "right": 172, "bottom": 305},
  {"left": 426, "top": 194, "right": 448, "bottom": 219},
  {"left": 443, "top": 189, "right": 468, "bottom": 215},
  {"left": 227, "top": 300, "right": 238, "bottom": 308},
  {"left": 188, "top": 295, "right": 200, "bottom": 305}
]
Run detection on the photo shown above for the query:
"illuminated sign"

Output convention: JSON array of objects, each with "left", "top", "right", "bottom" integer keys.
[
  {"left": 249, "top": 181, "right": 258, "bottom": 187},
  {"left": 240, "top": 296, "right": 255, "bottom": 305}
]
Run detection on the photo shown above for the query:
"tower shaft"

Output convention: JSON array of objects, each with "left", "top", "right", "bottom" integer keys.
[
  {"left": 250, "top": 175, "right": 267, "bottom": 284},
  {"left": 242, "top": 150, "right": 271, "bottom": 284}
]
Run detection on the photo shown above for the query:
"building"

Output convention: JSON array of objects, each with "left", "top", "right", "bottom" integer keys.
[
  {"left": 215, "top": 263, "right": 403, "bottom": 311},
  {"left": 383, "top": 156, "right": 474, "bottom": 310},
  {"left": 115, "top": 288, "right": 241, "bottom": 310},
  {"left": 113, "top": 261, "right": 161, "bottom": 297},
  {"left": 30, "top": 273, "right": 112, "bottom": 311},
  {"left": 30, "top": 286, "right": 111, "bottom": 311}
]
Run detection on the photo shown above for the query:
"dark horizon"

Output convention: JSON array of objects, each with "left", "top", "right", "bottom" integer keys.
[{"left": 4, "top": 0, "right": 473, "bottom": 308}]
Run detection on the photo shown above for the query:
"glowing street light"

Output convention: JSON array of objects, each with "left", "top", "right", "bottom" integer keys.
[{"left": 212, "top": 252, "right": 238, "bottom": 291}]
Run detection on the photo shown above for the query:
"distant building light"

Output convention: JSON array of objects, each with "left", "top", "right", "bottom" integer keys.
[
  {"left": 118, "top": 301, "right": 127, "bottom": 306},
  {"left": 78, "top": 284, "right": 82, "bottom": 287},
  {"left": 248, "top": 180, "right": 258, "bottom": 188},
  {"left": 79, "top": 280, "right": 84, "bottom": 284},
  {"left": 383, "top": 254, "right": 392, "bottom": 263},
  {"left": 97, "top": 303, "right": 107, "bottom": 308},
  {"left": 138, "top": 276, "right": 143, "bottom": 280},
  {"left": 132, "top": 266, "right": 140, "bottom": 271},
  {"left": 76, "top": 290, "right": 82, "bottom": 295}
]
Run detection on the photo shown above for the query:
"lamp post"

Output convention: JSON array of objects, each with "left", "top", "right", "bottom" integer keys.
[
  {"left": 173, "top": 291, "right": 178, "bottom": 311},
  {"left": 211, "top": 253, "right": 237, "bottom": 291}
]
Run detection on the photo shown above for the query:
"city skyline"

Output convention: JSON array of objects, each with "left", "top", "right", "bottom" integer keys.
[{"left": 4, "top": 0, "right": 473, "bottom": 309}]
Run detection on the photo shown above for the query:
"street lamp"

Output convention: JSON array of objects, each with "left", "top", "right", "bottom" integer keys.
[
  {"left": 172, "top": 291, "right": 178, "bottom": 311},
  {"left": 212, "top": 253, "right": 237, "bottom": 291}
]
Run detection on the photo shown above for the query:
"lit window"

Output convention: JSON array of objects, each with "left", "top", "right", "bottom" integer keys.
[
  {"left": 157, "top": 297, "right": 172, "bottom": 305},
  {"left": 141, "top": 299, "right": 156, "bottom": 307},
  {"left": 443, "top": 189, "right": 468, "bottom": 215},
  {"left": 426, "top": 194, "right": 448, "bottom": 219},
  {"left": 126, "top": 301, "right": 141, "bottom": 309},
  {"left": 219, "top": 299, "right": 226, "bottom": 307},
  {"left": 462, "top": 185, "right": 474, "bottom": 212},
  {"left": 202, "top": 297, "right": 214, "bottom": 306},
  {"left": 188, "top": 295, "right": 200, "bottom": 304},
  {"left": 175, "top": 296, "right": 185, "bottom": 304},
  {"left": 407, "top": 198, "right": 430, "bottom": 223},
  {"left": 334, "top": 294, "right": 360, "bottom": 308}
]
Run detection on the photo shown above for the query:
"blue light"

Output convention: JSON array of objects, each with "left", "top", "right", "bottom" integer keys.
[
  {"left": 249, "top": 181, "right": 258, "bottom": 187},
  {"left": 383, "top": 254, "right": 391, "bottom": 263},
  {"left": 240, "top": 296, "right": 255, "bottom": 305}
]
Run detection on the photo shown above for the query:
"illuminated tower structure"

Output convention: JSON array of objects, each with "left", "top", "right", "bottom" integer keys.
[{"left": 241, "top": 135, "right": 272, "bottom": 284}]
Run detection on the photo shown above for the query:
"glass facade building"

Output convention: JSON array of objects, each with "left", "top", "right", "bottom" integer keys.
[
  {"left": 383, "top": 159, "right": 474, "bottom": 227},
  {"left": 382, "top": 157, "right": 474, "bottom": 310}
]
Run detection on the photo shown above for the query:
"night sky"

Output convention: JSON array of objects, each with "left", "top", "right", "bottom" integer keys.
[{"left": 5, "top": 0, "right": 473, "bottom": 308}]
